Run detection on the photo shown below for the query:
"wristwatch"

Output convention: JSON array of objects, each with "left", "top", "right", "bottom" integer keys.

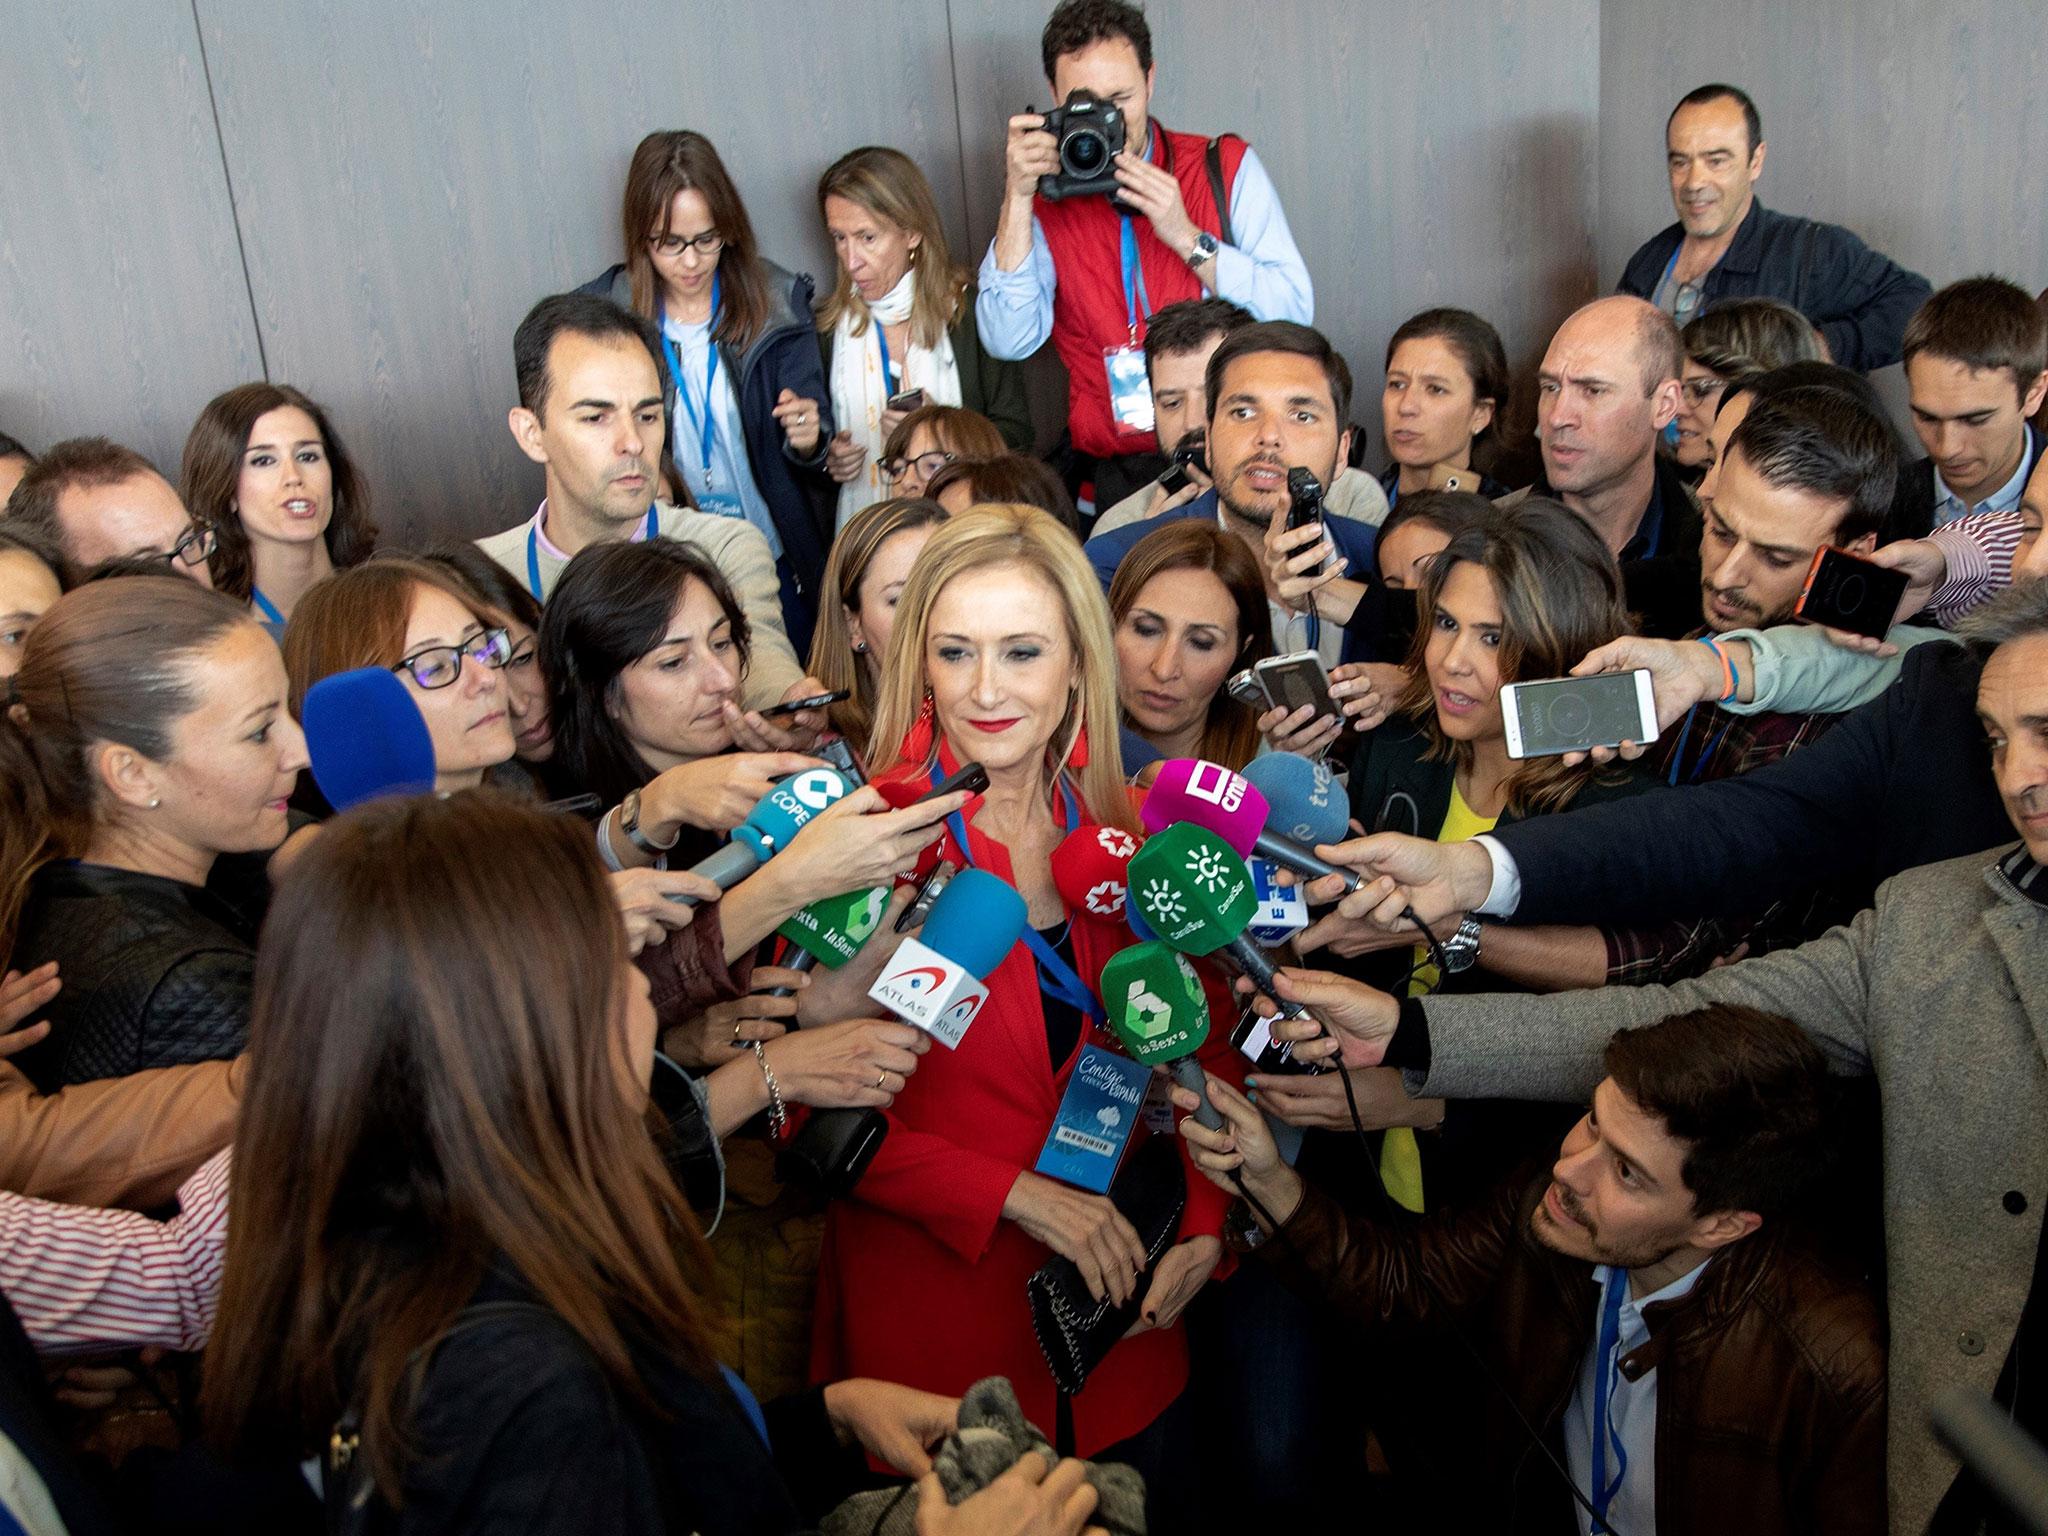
[
  {"left": 618, "top": 788, "right": 681, "bottom": 856},
  {"left": 1439, "top": 914, "right": 1484, "bottom": 974},
  {"left": 1186, "top": 231, "right": 1220, "bottom": 270}
]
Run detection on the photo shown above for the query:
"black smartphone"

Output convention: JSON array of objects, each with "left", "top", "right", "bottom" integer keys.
[
  {"left": 923, "top": 760, "right": 991, "bottom": 800},
  {"left": 1284, "top": 466, "right": 1331, "bottom": 575},
  {"left": 1156, "top": 430, "right": 1208, "bottom": 496},
  {"left": 759, "top": 688, "right": 852, "bottom": 720},
  {"left": 1795, "top": 547, "right": 1910, "bottom": 640},
  {"left": 1229, "top": 1002, "right": 1323, "bottom": 1075},
  {"left": 887, "top": 388, "right": 927, "bottom": 414}
]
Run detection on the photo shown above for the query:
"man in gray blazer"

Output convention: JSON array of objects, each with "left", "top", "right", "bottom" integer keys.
[{"left": 1254, "top": 579, "right": 2048, "bottom": 1534}]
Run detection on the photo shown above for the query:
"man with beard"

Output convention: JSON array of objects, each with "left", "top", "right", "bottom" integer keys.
[
  {"left": 1175, "top": 1003, "right": 1884, "bottom": 1536},
  {"left": 1084, "top": 320, "right": 1378, "bottom": 668}
]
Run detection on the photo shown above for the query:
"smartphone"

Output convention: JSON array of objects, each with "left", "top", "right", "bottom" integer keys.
[
  {"left": 1501, "top": 670, "right": 1659, "bottom": 760},
  {"left": 1226, "top": 668, "right": 1266, "bottom": 708},
  {"left": 815, "top": 736, "right": 867, "bottom": 785},
  {"left": 759, "top": 688, "right": 852, "bottom": 720},
  {"left": 1156, "top": 430, "right": 1208, "bottom": 496},
  {"left": 1229, "top": 1002, "right": 1323, "bottom": 1075},
  {"left": 1795, "top": 547, "right": 1909, "bottom": 640},
  {"left": 887, "top": 388, "right": 927, "bottom": 414},
  {"left": 1254, "top": 651, "right": 1341, "bottom": 722}
]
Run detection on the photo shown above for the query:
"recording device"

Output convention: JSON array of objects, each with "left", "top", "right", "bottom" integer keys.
[
  {"left": 1284, "top": 466, "right": 1332, "bottom": 579},
  {"left": 1035, "top": 90, "right": 1126, "bottom": 201},
  {"left": 886, "top": 387, "right": 927, "bottom": 414},
  {"left": 815, "top": 734, "right": 865, "bottom": 783},
  {"left": 302, "top": 667, "right": 436, "bottom": 810},
  {"left": 1128, "top": 822, "right": 1324, "bottom": 1072},
  {"left": 1795, "top": 546, "right": 1909, "bottom": 641},
  {"left": 1253, "top": 651, "right": 1342, "bottom": 726},
  {"left": 867, "top": 868, "right": 1028, "bottom": 1048},
  {"left": 1500, "top": 669, "right": 1659, "bottom": 761},
  {"left": 1155, "top": 430, "right": 1208, "bottom": 496},
  {"left": 1049, "top": 824, "right": 1142, "bottom": 924},
  {"left": 1141, "top": 758, "right": 1362, "bottom": 894},
  {"left": 758, "top": 688, "right": 851, "bottom": 720},
  {"left": 1101, "top": 942, "right": 1225, "bottom": 1131},
  {"left": 664, "top": 767, "right": 855, "bottom": 908}
]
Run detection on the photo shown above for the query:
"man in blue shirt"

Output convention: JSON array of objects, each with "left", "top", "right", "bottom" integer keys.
[{"left": 1618, "top": 84, "right": 1929, "bottom": 372}]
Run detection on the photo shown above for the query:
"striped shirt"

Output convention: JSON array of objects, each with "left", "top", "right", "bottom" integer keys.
[{"left": 0, "top": 1149, "right": 229, "bottom": 1357}]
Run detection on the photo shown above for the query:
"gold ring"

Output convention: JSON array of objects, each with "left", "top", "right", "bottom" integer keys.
[
  {"left": 875, "top": 1068, "right": 888, "bottom": 1090},
  {"left": 732, "top": 1020, "right": 744, "bottom": 1043}
]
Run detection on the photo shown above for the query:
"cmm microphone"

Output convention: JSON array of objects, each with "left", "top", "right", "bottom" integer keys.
[
  {"left": 1100, "top": 941, "right": 1224, "bottom": 1131},
  {"left": 303, "top": 668, "right": 436, "bottom": 810},
  {"left": 1142, "top": 757, "right": 1362, "bottom": 894},
  {"left": 867, "top": 868, "right": 1027, "bottom": 1049},
  {"left": 1050, "top": 824, "right": 1142, "bottom": 924}
]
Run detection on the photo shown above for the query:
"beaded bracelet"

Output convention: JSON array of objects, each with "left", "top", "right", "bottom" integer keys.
[{"left": 752, "top": 1042, "right": 786, "bottom": 1136}]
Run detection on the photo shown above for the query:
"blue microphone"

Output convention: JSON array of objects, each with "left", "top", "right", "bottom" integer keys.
[
  {"left": 669, "top": 766, "right": 854, "bottom": 906},
  {"left": 1241, "top": 753, "right": 1348, "bottom": 846},
  {"left": 868, "top": 868, "right": 1028, "bottom": 1046},
  {"left": 303, "top": 668, "right": 436, "bottom": 810}
]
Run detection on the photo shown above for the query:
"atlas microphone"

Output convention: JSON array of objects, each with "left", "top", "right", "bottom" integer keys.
[
  {"left": 1141, "top": 757, "right": 1362, "bottom": 894},
  {"left": 1100, "top": 941, "right": 1224, "bottom": 1131},
  {"left": 303, "top": 668, "right": 437, "bottom": 810},
  {"left": 866, "top": 868, "right": 1027, "bottom": 1048}
]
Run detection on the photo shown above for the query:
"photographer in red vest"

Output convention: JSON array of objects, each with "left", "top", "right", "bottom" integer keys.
[{"left": 976, "top": 0, "right": 1315, "bottom": 513}]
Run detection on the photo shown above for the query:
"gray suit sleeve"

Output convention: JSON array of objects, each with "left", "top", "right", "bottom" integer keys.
[{"left": 1416, "top": 903, "right": 1879, "bottom": 1101}]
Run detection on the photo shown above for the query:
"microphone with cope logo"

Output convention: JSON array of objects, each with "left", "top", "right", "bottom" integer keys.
[
  {"left": 866, "top": 868, "right": 1027, "bottom": 1049},
  {"left": 1050, "top": 824, "right": 1142, "bottom": 924},
  {"left": 303, "top": 668, "right": 438, "bottom": 810},
  {"left": 1141, "top": 757, "right": 1363, "bottom": 894},
  {"left": 664, "top": 765, "right": 856, "bottom": 908},
  {"left": 1100, "top": 941, "right": 1225, "bottom": 1130}
]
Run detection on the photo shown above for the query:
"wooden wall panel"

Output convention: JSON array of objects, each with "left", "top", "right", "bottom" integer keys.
[{"left": 0, "top": 1, "right": 262, "bottom": 475}]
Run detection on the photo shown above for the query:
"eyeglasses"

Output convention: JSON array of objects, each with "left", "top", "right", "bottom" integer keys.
[
  {"left": 647, "top": 228, "right": 724, "bottom": 259},
  {"left": 1682, "top": 376, "right": 1728, "bottom": 404},
  {"left": 160, "top": 524, "right": 217, "bottom": 569},
  {"left": 391, "top": 627, "right": 513, "bottom": 690},
  {"left": 882, "top": 450, "right": 956, "bottom": 483}
]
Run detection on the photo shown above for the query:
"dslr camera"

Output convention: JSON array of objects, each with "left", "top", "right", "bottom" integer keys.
[{"left": 1037, "top": 90, "right": 1126, "bottom": 201}]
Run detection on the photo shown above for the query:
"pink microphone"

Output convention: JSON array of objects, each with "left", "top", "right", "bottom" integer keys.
[
  {"left": 1050, "top": 824, "right": 1142, "bottom": 922},
  {"left": 1140, "top": 758, "right": 1268, "bottom": 858}
]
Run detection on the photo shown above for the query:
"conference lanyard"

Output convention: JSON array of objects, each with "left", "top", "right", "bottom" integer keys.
[
  {"left": 664, "top": 273, "right": 723, "bottom": 492},
  {"left": 931, "top": 762, "right": 1105, "bottom": 1024},
  {"left": 1589, "top": 1271, "right": 1630, "bottom": 1533},
  {"left": 875, "top": 317, "right": 897, "bottom": 388},
  {"left": 1119, "top": 217, "right": 1151, "bottom": 341},
  {"left": 1665, "top": 702, "right": 1736, "bottom": 787},
  {"left": 250, "top": 588, "right": 285, "bottom": 630},
  {"left": 525, "top": 506, "right": 659, "bottom": 601}
]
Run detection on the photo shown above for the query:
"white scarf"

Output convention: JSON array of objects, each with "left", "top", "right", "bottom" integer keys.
[{"left": 830, "top": 268, "right": 961, "bottom": 529}]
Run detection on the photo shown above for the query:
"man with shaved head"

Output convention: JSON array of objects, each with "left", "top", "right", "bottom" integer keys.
[{"left": 1500, "top": 295, "right": 1702, "bottom": 636}]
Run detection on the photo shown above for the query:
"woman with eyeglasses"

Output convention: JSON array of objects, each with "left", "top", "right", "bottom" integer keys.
[
  {"left": 418, "top": 543, "right": 558, "bottom": 781},
  {"left": 1673, "top": 297, "right": 1825, "bottom": 471},
  {"left": 582, "top": 130, "right": 836, "bottom": 650},
  {"left": 815, "top": 147, "right": 1031, "bottom": 529},
  {"left": 181, "top": 382, "right": 379, "bottom": 636},
  {"left": 877, "top": 405, "right": 1007, "bottom": 501},
  {"left": 0, "top": 576, "right": 308, "bottom": 1089}
]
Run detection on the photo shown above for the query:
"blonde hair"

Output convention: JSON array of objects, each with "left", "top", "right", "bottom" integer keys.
[
  {"left": 867, "top": 504, "right": 1136, "bottom": 834},
  {"left": 815, "top": 147, "right": 968, "bottom": 350},
  {"left": 807, "top": 497, "right": 949, "bottom": 752}
]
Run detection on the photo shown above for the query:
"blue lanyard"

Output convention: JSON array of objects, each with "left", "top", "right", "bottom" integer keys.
[
  {"left": 1118, "top": 217, "right": 1151, "bottom": 339},
  {"left": 250, "top": 587, "right": 285, "bottom": 629},
  {"left": 664, "top": 273, "right": 722, "bottom": 485},
  {"left": 875, "top": 318, "right": 898, "bottom": 387},
  {"left": 1665, "top": 702, "right": 1736, "bottom": 787},
  {"left": 930, "top": 764, "right": 1105, "bottom": 1024},
  {"left": 1589, "top": 1270, "right": 1630, "bottom": 1532},
  {"left": 525, "top": 506, "right": 659, "bottom": 601}
]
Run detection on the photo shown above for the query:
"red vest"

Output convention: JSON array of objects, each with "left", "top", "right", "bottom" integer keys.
[{"left": 1035, "top": 123, "right": 1248, "bottom": 459}]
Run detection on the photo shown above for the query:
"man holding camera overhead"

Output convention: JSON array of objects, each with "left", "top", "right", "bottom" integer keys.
[{"left": 977, "top": 0, "right": 1315, "bottom": 511}]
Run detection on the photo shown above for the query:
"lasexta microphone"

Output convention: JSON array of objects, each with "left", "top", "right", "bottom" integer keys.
[
  {"left": 303, "top": 668, "right": 436, "bottom": 810},
  {"left": 1143, "top": 757, "right": 1361, "bottom": 893},
  {"left": 867, "top": 868, "right": 1027, "bottom": 1048},
  {"left": 1050, "top": 824, "right": 1142, "bottom": 924},
  {"left": 1101, "top": 942, "right": 1223, "bottom": 1131}
]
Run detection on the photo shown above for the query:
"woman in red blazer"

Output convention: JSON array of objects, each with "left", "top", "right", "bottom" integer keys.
[{"left": 807, "top": 503, "right": 1240, "bottom": 1512}]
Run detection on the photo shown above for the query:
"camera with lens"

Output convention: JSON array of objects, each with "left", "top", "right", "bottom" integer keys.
[{"left": 1037, "top": 90, "right": 1127, "bottom": 201}]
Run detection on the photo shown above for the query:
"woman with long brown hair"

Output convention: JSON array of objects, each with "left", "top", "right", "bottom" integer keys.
[
  {"left": 1107, "top": 519, "right": 1272, "bottom": 773},
  {"left": 805, "top": 496, "right": 949, "bottom": 751},
  {"left": 202, "top": 791, "right": 957, "bottom": 1535},
  {"left": 583, "top": 130, "right": 834, "bottom": 649},
  {"left": 0, "top": 576, "right": 307, "bottom": 1088},
  {"left": 181, "top": 382, "right": 378, "bottom": 633},
  {"left": 816, "top": 146, "right": 1030, "bottom": 527}
]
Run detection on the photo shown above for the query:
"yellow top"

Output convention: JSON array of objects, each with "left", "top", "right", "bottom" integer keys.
[{"left": 1407, "top": 783, "right": 1500, "bottom": 998}]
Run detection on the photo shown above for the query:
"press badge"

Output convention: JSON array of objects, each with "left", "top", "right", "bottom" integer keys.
[
  {"left": 695, "top": 494, "right": 744, "bottom": 518},
  {"left": 1105, "top": 346, "right": 1155, "bottom": 434}
]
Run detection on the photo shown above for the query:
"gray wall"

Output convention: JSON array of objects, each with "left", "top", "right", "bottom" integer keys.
[{"left": 4, "top": 1, "right": 2039, "bottom": 546}]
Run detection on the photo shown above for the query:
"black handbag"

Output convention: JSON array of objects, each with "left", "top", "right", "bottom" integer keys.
[{"left": 1024, "top": 1134, "right": 1187, "bottom": 1399}]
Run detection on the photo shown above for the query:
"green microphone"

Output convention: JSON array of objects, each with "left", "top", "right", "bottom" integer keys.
[
  {"left": 757, "top": 884, "right": 891, "bottom": 1000},
  {"left": 1100, "top": 941, "right": 1225, "bottom": 1131},
  {"left": 1130, "top": 822, "right": 1315, "bottom": 1026}
]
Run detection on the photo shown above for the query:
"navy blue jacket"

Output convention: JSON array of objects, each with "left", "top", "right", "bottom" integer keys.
[
  {"left": 1082, "top": 489, "right": 1380, "bottom": 663},
  {"left": 580, "top": 262, "right": 836, "bottom": 623},
  {"left": 1618, "top": 200, "right": 1931, "bottom": 372}
]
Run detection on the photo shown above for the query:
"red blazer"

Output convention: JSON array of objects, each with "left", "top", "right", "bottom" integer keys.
[{"left": 809, "top": 769, "right": 1245, "bottom": 1453}]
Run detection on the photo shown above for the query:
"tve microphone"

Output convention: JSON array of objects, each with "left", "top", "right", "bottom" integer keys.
[
  {"left": 1050, "top": 824, "right": 1142, "bottom": 923},
  {"left": 1144, "top": 757, "right": 1361, "bottom": 894},
  {"left": 303, "top": 668, "right": 436, "bottom": 810},
  {"left": 867, "top": 868, "right": 1026, "bottom": 1048},
  {"left": 1101, "top": 941, "right": 1223, "bottom": 1131},
  {"left": 1241, "top": 752, "right": 1347, "bottom": 846},
  {"left": 667, "top": 766, "right": 854, "bottom": 907}
]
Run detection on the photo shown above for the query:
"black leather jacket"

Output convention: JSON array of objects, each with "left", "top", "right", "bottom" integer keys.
[{"left": 10, "top": 862, "right": 260, "bottom": 1090}]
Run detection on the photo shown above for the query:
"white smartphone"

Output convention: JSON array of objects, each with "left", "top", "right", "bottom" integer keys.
[{"left": 1500, "top": 670, "right": 1659, "bottom": 760}]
